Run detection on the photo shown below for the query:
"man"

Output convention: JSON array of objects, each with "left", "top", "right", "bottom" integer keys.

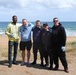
[
  {"left": 51, "top": 17, "right": 69, "bottom": 73},
  {"left": 5, "top": 15, "right": 21, "bottom": 68},
  {"left": 31, "top": 20, "right": 43, "bottom": 66},
  {"left": 41, "top": 23, "right": 53, "bottom": 68},
  {"left": 20, "top": 19, "right": 34, "bottom": 66}
]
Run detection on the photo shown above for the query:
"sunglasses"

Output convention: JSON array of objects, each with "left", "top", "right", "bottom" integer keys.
[{"left": 53, "top": 20, "right": 58, "bottom": 22}]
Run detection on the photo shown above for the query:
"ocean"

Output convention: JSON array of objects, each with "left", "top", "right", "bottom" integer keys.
[{"left": 0, "top": 22, "right": 76, "bottom": 36}]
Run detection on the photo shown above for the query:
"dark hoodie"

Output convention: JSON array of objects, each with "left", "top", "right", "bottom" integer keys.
[
  {"left": 32, "top": 26, "right": 42, "bottom": 44},
  {"left": 41, "top": 28, "right": 52, "bottom": 46},
  {"left": 51, "top": 23, "right": 66, "bottom": 47}
]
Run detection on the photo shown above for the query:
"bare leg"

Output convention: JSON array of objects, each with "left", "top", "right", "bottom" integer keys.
[
  {"left": 27, "top": 50, "right": 30, "bottom": 63},
  {"left": 22, "top": 50, "right": 25, "bottom": 62}
]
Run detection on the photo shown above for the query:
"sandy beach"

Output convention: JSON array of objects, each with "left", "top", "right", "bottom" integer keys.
[
  {"left": 0, "top": 35, "right": 76, "bottom": 49},
  {"left": 0, "top": 35, "right": 76, "bottom": 75}
]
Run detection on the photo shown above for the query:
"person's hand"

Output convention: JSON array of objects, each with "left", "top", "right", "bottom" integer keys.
[
  {"left": 10, "top": 34, "right": 14, "bottom": 38},
  {"left": 46, "top": 28, "right": 49, "bottom": 31},
  {"left": 61, "top": 46, "right": 65, "bottom": 51}
]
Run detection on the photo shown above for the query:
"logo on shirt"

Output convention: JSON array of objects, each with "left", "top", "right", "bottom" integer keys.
[{"left": 23, "top": 27, "right": 27, "bottom": 32}]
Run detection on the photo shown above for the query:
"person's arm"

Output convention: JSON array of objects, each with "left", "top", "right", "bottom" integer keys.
[
  {"left": 31, "top": 26, "right": 34, "bottom": 31},
  {"left": 61, "top": 27, "right": 66, "bottom": 51},
  {"left": 61, "top": 27, "right": 66, "bottom": 46},
  {"left": 31, "top": 23, "right": 36, "bottom": 32},
  {"left": 5, "top": 25, "right": 11, "bottom": 36},
  {"left": 18, "top": 26, "right": 21, "bottom": 37},
  {"left": 40, "top": 29, "right": 43, "bottom": 44},
  {"left": 5, "top": 24, "right": 14, "bottom": 38}
]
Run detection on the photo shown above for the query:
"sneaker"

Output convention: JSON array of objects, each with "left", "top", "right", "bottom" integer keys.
[
  {"left": 44, "top": 63, "right": 49, "bottom": 67},
  {"left": 13, "top": 62, "right": 18, "bottom": 65},
  {"left": 53, "top": 66, "right": 58, "bottom": 70},
  {"left": 8, "top": 64, "right": 12, "bottom": 68},
  {"left": 40, "top": 64, "right": 44, "bottom": 67},
  {"left": 31, "top": 61, "right": 36, "bottom": 65},
  {"left": 64, "top": 68, "right": 69, "bottom": 73},
  {"left": 48, "top": 67, "right": 53, "bottom": 70},
  {"left": 40, "top": 61, "right": 44, "bottom": 67},
  {"left": 20, "top": 62, "right": 25, "bottom": 66},
  {"left": 25, "top": 62, "right": 30, "bottom": 65}
]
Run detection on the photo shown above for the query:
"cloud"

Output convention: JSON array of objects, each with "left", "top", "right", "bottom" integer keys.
[
  {"left": 34, "top": 0, "right": 76, "bottom": 9},
  {"left": 0, "top": 0, "right": 28, "bottom": 9},
  {"left": 0, "top": 0, "right": 76, "bottom": 10},
  {"left": 0, "top": 0, "right": 76, "bottom": 21}
]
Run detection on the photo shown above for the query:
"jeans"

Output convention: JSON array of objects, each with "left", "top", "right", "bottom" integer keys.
[{"left": 8, "top": 41, "right": 18, "bottom": 65}]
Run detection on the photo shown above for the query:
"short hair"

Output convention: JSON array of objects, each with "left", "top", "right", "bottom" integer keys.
[
  {"left": 43, "top": 23, "right": 48, "bottom": 27},
  {"left": 22, "top": 19, "right": 27, "bottom": 22},
  {"left": 36, "top": 20, "right": 40, "bottom": 23},
  {"left": 12, "top": 15, "right": 17, "bottom": 19},
  {"left": 53, "top": 17, "right": 58, "bottom": 21}
]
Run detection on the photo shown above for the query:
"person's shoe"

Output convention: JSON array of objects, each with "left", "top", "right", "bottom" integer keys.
[
  {"left": 8, "top": 64, "right": 12, "bottom": 68},
  {"left": 44, "top": 63, "right": 49, "bottom": 67},
  {"left": 64, "top": 68, "right": 69, "bottom": 73},
  {"left": 40, "top": 62, "right": 44, "bottom": 67},
  {"left": 53, "top": 66, "right": 58, "bottom": 70},
  {"left": 48, "top": 67, "right": 53, "bottom": 70},
  {"left": 31, "top": 61, "right": 36, "bottom": 65},
  {"left": 26, "top": 62, "right": 30, "bottom": 65},
  {"left": 13, "top": 62, "right": 18, "bottom": 65},
  {"left": 20, "top": 62, "right": 26, "bottom": 66},
  {"left": 40, "top": 64, "right": 44, "bottom": 67}
]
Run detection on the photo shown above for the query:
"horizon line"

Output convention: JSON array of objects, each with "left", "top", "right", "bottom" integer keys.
[{"left": 0, "top": 21, "right": 76, "bottom": 22}]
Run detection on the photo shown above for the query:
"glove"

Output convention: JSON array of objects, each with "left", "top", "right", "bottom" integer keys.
[
  {"left": 10, "top": 34, "right": 14, "bottom": 38},
  {"left": 61, "top": 46, "right": 65, "bottom": 51}
]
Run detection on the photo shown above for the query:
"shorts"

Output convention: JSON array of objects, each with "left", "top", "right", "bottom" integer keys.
[{"left": 20, "top": 41, "right": 32, "bottom": 51}]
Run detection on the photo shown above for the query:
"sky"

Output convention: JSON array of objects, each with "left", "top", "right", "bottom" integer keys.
[{"left": 0, "top": 0, "right": 76, "bottom": 22}]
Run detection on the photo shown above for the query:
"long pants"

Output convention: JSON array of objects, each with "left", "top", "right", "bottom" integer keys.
[
  {"left": 48, "top": 49, "right": 53, "bottom": 68},
  {"left": 52, "top": 46, "right": 68, "bottom": 69},
  {"left": 8, "top": 41, "right": 18, "bottom": 65},
  {"left": 33, "top": 43, "right": 43, "bottom": 64},
  {"left": 43, "top": 45, "right": 52, "bottom": 65}
]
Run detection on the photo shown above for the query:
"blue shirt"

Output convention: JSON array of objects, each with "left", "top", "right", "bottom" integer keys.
[{"left": 20, "top": 23, "right": 34, "bottom": 42}]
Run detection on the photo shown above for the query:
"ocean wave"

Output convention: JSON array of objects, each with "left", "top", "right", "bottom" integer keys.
[
  {"left": 0, "top": 29, "right": 76, "bottom": 36},
  {"left": 0, "top": 32, "right": 5, "bottom": 35},
  {"left": 0, "top": 29, "right": 5, "bottom": 35},
  {"left": 65, "top": 29, "right": 76, "bottom": 36}
]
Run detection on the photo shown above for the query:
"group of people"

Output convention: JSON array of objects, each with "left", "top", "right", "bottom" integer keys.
[{"left": 5, "top": 15, "right": 69, "bottom": 73}]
